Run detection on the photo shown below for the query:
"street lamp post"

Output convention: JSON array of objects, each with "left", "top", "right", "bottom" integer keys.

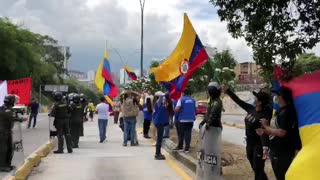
[{"left": 139, "top": 0, "right": 146, "bottom": 77}]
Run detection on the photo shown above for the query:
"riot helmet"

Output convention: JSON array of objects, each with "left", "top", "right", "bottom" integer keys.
[
  {"left": 73, "top": 94, "right": 81, "bottom": 104},
  {"left": 4, "top": 95, "right": 16, "bottom": 108},
  {"left": 54, "top": 91, "right": 63, "bottom": 102},
  {"left": 208, "top": 82, "right": 221, "bottom": 99}
]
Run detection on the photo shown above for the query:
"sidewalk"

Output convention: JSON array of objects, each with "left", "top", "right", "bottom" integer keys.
[{"left": 28, "top": 117, "right": 191, "bottom": 180}]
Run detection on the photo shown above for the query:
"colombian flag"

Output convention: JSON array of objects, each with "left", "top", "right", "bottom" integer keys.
[
  {"left": 150, "top": 13, "right": 208, "bottom": 99},
  {"left": 124, "top": 66, "right": 138, "bottom": 81},
  {"left": 95, "top": 49, "right": 119, "bottom": 106},
  {"left": 285, "top": 70, "right": 320, "bottom": 180},
  {"left": 272, "top": 65, "right": 285, "bottom": 114}
]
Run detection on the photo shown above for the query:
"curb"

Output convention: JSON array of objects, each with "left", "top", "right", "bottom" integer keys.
[
  {"left": 7, "top": 139, "right": 56, "bottom": 180},
  {"left": 162, "top": 139, "right": 197, "bottom": 173},
  {"left": 222, "top": 121, "right": 245, "bottom": 129}
]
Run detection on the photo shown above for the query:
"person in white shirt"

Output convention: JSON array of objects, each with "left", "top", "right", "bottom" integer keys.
[{"left": 96, "top": 97, "right": 109, "bottom": 143}]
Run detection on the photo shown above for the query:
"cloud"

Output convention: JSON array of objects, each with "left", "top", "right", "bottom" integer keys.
[{"left": 0, "top": 0, "right": 256, "bottom": 75}]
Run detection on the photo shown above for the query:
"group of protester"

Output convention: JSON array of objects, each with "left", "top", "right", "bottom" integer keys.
[
  {"left": 113, "top": 81, "right": 302, "bottom": 180},
  {"left": 223, "top": 84, "right": 301, "bottom": 180}
]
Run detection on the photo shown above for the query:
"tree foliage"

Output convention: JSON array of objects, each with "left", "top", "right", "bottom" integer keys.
[
  {"left": 210, "top": 0, "right": 320, "bottom": 82},
  {"left": 0, "top": 18, "right": 99, "bottom": 104},
  {"left": 293, "top": 53, "right": 320, "bottom": 76}
]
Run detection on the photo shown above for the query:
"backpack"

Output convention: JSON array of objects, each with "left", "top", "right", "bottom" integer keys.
[{"left": 122, "top": 98, "right": 139, "bottom": 118}]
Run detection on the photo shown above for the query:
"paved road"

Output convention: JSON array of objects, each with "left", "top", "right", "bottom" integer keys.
[
  {"left": 28, "top": 117, "right": 194, "bottom": 180},
  {"left": 0, "top": 113, "right": 50, "bottom": 179},
  {"left": 194, "top": 115, "right": 246, "bottom": 146}
]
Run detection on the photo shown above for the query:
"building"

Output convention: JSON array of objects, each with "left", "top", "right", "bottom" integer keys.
[
  {"left": 69, "top": 70, "right": 87, "bottom": 80},
  {"left": 234, "top": 62, "right": 263, "bottom": 84},
  {"left": 87, "top": 70, "right": 95, "bottom": 81}
]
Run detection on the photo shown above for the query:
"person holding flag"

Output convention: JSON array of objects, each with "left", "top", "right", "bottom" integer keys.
[{"left": 94, "top": 48, "right": 119, "bottom": 118}]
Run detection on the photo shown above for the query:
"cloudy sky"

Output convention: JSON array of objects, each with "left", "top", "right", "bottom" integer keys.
[{"left": 0, "top": 0, "right": 254, "bottom": 74}]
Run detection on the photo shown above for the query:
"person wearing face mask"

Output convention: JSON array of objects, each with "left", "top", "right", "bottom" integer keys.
[
  {"left": 223, "top": 85, "right": 272, "bottom": 180},
  {"left": 256, "top": 87, "right": 301, "bottom": 180}
]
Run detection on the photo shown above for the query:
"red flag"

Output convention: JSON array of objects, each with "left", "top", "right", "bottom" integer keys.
[{"left": 7, "top": 77, "right": 32, "bottom": 105}]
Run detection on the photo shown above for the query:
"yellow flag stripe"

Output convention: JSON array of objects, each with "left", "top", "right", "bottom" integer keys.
[
  {"left": 124, "top": 65, "right": 135, "bottom": 73},
  {"left": 150, "top": 13, "right": 196, "bottom": 82}
]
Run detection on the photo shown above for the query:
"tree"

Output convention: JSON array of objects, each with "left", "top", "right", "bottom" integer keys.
[
  {"left": 293, "top": 53, "right": 320, "bottom": 76},
  {"left": 190, "top": 49, "right": 237, "bottom": 93},
  {"left": 210, "top": 0, "right": 320, "bottom": 82}
]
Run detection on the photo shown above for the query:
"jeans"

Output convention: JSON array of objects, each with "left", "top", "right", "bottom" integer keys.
[
  {"left": 163, "top": 125, "right": 170, "bottom": 138},
  {"left": 28, "top": 113, "right": 37, "bottom": 128},
  {"left": 156, "top": 125, "right": 164, "bottom": 155},
  {"left": 98, "top": 119, "right": 108, "bottom": 142},
  {"left": 178, "top": 122, "right": 193, "bottom": 150},
  {"left": 143, "top": 120, "right": 151, "bottom": 135},
  {"left": 270, "top": 149, "right": 295, "bottom": 180},
  {"left": 246, "top": 143, "right": 268, "bottom": 180},
  {"left": 123, "top": 117, "right": 136, "bottom": 145},
  {"left": 175, "top": 120, "right": 183, "bottom": 148}
]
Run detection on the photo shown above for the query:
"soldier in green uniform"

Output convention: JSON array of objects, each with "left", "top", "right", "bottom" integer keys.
[
  {"left": 200, "top": 82, "right": 223, "bottom": 129},
  {"left": 50, "top": 91, "right": 73, "bottom": 154},
  {"left": 69, "top": 94, "right": 82, "bottom": 148},
  {"left": 0, "top": 95, "right": 25, "bottom": 172}
]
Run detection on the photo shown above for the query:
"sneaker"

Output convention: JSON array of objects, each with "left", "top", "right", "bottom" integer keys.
[
  {"left": 0, "top": 166, "right": 15, "bottom": 172},
  {"left": 173, "top": 147, "right": 183, "bottom": 151},
  {"left": 184, "top": 149, "right": 190, "bottom": 153},
  {"left": 54, "top": 150, "right": 64, "bottom": 154},
  {"left": 155, "top": 154, "right": 166, "bottom": 160}
]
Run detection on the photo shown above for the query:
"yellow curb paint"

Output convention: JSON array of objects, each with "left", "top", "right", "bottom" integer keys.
[
  {"left": 28, "top": 153, "right": 41, "bottom": 167},
  {"left": 6, "top": 176, "right": 16, "bottom": 180},
  {"left": 15, "top": 160, "right": 34, "bottom": 180},
  {"left": 165, "top": 155, "right": 192, "bottom": 180},
  {"left": 144, "top": 133, "right": 192, "bottom": 179}
]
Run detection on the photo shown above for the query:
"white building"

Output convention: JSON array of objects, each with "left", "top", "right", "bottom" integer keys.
[{"left": 87, "top": 70, "right": 95, "bottom": 81}]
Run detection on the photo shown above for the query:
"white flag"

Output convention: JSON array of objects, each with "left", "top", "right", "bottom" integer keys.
[{"left": 0, "top": 81, "right": 8, "bottom": 106}]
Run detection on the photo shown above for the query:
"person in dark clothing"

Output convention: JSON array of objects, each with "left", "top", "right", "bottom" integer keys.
[
  {"left": 153, "top": 93, "right": 169, "bottom": 160},
  {"left": 69, "top": 94, "right": 83, "bottom": 148},
  {"left": 143, "top": 97, "right": 153, "bottom": 138},
  {"left": 256, "top": 87, "right": 301, "bottom": 180},
  {"left": 49, "top": 91, "right": 73, "bottom": 154},
  {"left": 28, "top": 98, "right": 39, "bottom": 128},
  {"left": 0, "top": 95, "right": 25, "bottom": 172},
  {"left": 223, "top": 86, "right": 272, "bottom": 180},
  {"left": 80, "top": 94, "right": 87, "bottom": 136}
]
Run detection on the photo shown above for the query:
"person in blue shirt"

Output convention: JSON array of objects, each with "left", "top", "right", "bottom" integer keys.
[
  {"left": 174, "top": 89, "right": 196, "bottom": 153},
  {"left": 143, "top": 97, "right": 153, "bottom": 139},
  {"left": 153, "top": 93, "right": 170, "bottom": 160}
]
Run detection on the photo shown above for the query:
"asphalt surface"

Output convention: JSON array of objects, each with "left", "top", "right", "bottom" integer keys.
[
  {"left": 194, "top": 114, "right": 246, "bottom": 146},
  {"left": 0, "top": 113, "right": 50, "bottom": 179},
  {"left": 28, "top": 117, "right": 193, "bottom": 180}
]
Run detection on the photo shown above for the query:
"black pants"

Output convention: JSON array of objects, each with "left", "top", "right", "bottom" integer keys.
[
  {"left": 55, "top": 120, "right": 73, "bottom": 152},
  {"left": 175, "top": 121, "right": 182, "bottom": 148},
  {"left": 28, "top": 113, "right": 37, "bottom": 128},
  {"left": 143, "top": 120, "right": 151, "bottom": 135},
  {"left": 155, "top": 125, "right": 164, "bottom": 155},
  {"left": 178, "top": 122, "right": 193, "bottom": 150},
  {"left": 114, "top": 112, "right": 119, "bottom": 124},
  {"left": 246, "top": 143, "right": 268, "bottom": 180},
  {"left": 270, "top": 149, "right": 295, "bottom": 180},
  {"left": 70, "top": 124, "right": 80, "bottom": 147},
  {"left": 0, "top": 133, "right": 13, "bottom": 168}
]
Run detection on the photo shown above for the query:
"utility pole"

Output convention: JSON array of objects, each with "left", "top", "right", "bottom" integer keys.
[{"left": 139, "top": 0, "right": 146, "bottom": 77}]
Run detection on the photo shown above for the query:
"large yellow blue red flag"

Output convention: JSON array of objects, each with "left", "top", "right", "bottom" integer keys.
[
  {"left": 285, "top": 70, "right": 320, "bottom": 180},
  {"left": 150, "top": 13, "right": 208, "bottom": 99},
  {"left": 95, "top": 49, "right": 118, "bottom": 106},
  {"left": 124, "top": 66, "right": 138, "bottom": 81}
]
